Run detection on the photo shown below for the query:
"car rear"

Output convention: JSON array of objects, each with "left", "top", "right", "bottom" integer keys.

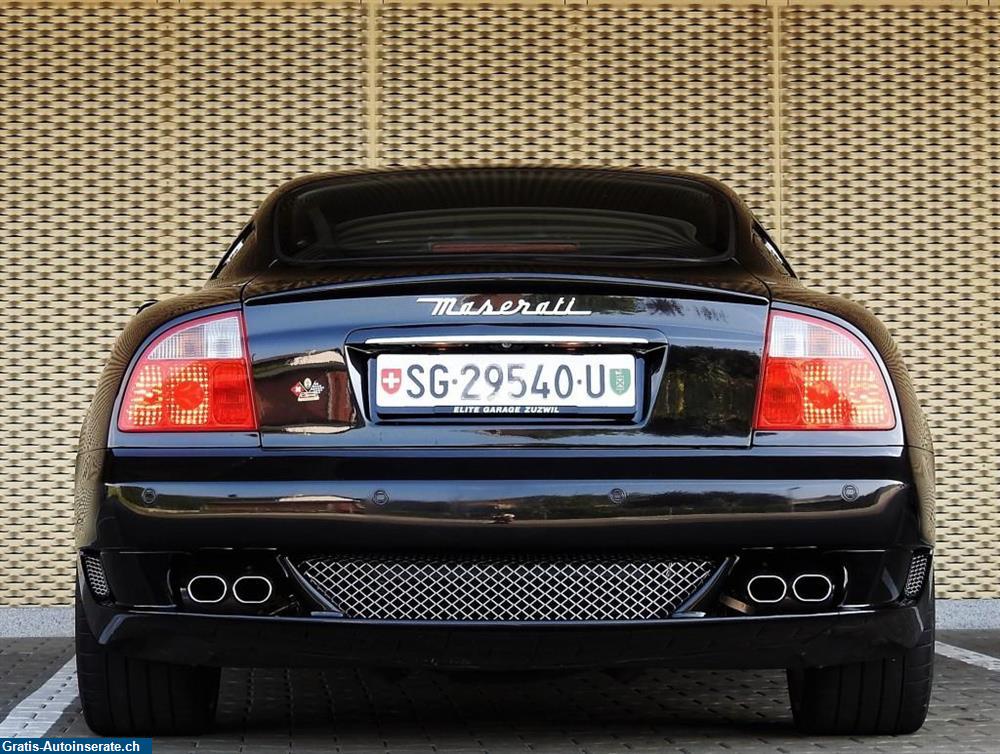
[{"left": 74, "top": 167, "right": 934, "bottom": 736}]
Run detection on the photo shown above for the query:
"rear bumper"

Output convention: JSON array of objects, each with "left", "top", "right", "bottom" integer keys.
[
  {"left": 80, "top": 587, "right": 928, "bottom": 671},
  {"left": 80, "top": 447, "right": 929, "bottom": 552},
  {"left": 76, "top": 446, "right": 932, "bottom": 672}
]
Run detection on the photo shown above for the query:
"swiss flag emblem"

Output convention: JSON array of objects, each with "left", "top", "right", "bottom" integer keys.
[{"left": 380, "top": 368, "right": 402, "bottom": 394}]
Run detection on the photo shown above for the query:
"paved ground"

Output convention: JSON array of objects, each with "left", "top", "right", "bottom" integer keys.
[{"left": 1, "top": 632, "right": 998, "bottom": 752}]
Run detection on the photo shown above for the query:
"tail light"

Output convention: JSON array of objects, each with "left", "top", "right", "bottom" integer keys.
[
  {"left": 118, "top": 312, "right": 257, "bottom": 432},
  {"left": 755, "top": 311, "right": 894, "bottom": 430}
]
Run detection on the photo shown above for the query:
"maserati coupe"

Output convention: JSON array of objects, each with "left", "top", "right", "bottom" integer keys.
[{"left": 74, "top": 167, "right": 934, "bottom": 736}]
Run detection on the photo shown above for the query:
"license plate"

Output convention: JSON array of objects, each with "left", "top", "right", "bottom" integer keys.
[{"left": 373, "top": 353, "right": 637, "bottom": 416}]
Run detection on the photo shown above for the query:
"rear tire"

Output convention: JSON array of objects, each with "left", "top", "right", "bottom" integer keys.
[
  {"left": 787, "top": 587, "right": 934, "bottom": 735},
  {"left": 76, "top": 587, "right": 220, "bottom": 736}
]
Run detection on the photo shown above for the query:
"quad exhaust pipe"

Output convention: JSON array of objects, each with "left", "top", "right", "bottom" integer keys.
[
  {"left": 746, "top": 572, "right": 834, "bottom": 605},
  {"left": 791, "top": 573, "right": 833, "bottom": 602},
  {"left": 232, "top": 575, "right": 273, "bottom": 604},
  {"left": 186, "top": 574, "right": 273, "bottom": 605},
  {"left": 747, "top": 574, "right": 787, "bottom": 603},
  {"left": 187, "top": 575, "right": 228, "bottom": 604}
]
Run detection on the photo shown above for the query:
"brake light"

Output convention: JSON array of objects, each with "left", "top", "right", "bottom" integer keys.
[
  {"left": 118, "top": 312, "right": 257, "bottom": 432},
  {"left": 431, "top": 242, "right": 579, "bottom": 254},
  {"left": 755, "top": 311, "right": 894, "bottom": 430}
]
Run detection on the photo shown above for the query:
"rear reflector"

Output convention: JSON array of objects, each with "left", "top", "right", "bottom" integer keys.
[
  {"left": 118, "top": 312, "right": 257, "bottom": 432},
  {"left": 754, "top": 311, "right": 894, "bottom": 430}
]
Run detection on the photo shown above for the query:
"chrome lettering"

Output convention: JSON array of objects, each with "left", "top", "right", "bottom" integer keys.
[{"left": 417, "top": 296, "right": 593, "bottom": 317}]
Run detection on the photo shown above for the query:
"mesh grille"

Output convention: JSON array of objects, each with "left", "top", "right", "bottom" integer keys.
[
  {"left": 81, "top": 553, "right": 111, "bottom": 601},
  {"left": 297, "top": 554, "right": 716, "bottom": 621},
  {"left": 904, "top": 552, "right": 931, "bottom": 599}
]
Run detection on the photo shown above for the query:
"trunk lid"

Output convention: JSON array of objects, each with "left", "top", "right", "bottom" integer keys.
[{"left": 242, "top": 263, "right": 769, "bottom": 448}]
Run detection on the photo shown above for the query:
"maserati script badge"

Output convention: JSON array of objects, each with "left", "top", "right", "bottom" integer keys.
[{"left": 417, "top": 296, "right": 592, "bottom": 317}]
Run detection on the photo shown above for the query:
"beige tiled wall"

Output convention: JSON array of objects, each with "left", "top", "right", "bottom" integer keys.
[{"left": 0, "top": 0, "right": 995, "bottom": 604}]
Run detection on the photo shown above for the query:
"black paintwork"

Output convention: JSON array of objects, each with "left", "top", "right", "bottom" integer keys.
[
  {"left": 74, "top": 167, "right": 934, "bottom": 672},
  {"left": 244, "top": 285, "right": 764, "bottom": 445},
  {"left": 77, "top": 580, "right": 929, "bottom": 671}
]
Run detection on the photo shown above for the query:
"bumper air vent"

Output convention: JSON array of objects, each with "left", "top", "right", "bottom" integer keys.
[
  {"left": 81, "top": 552, "right": 111, "bottom": 601},
  {"left": 904, "top": 551, "right": 931, "bottom": 600}
]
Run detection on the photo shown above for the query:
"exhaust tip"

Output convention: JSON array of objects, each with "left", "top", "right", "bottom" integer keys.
[
  {"left": 232, "top": 575, "right": 273, "bottom": 604},
  {"left": 747, "top": 574, "right": 787, "bottom": 604},
  {"left": 791, "top": 573, "right": 834, "bottom": 602},
  {"left": 187, "top": 575, "right": 227, "bottom": 604}
]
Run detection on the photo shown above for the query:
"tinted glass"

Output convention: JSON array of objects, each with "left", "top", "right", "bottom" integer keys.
[{"left": 275, "top": 169, "right": 733, "bottom": 264}]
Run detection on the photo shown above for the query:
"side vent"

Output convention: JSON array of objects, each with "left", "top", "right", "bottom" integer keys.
[
  {"left": 904, "top": 551, "right": 931, "bottom": 600},
  {"left": 81, "top": 552, "right": 112, "bottom": 602}
]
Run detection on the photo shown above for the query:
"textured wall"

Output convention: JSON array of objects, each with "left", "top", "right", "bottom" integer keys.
[{"left": 0, "top": 0, "right": 996, "bottom": 605}]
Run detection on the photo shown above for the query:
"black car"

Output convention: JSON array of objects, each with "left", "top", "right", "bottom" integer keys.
[{"left": 75, "top": 167, "right": 934, "bottom": 736}]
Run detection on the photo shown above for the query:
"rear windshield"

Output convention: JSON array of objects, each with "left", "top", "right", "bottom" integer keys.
[{"left": 274, "top": 169, "right": 733, "bottom": 264}]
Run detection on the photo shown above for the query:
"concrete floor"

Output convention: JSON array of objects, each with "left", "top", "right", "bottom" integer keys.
[{"left": 1, "top": 631, "right": 998, "bottom": 752}]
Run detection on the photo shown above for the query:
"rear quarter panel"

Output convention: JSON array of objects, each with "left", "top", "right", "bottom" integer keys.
[
  {"left": 760, "top": 275, "right": 935, "bottom": 541},
  {"left": 74, "top": 284, "right": 246, "bottom": 545}
]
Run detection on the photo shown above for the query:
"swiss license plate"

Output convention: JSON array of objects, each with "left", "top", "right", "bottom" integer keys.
[{"left": 373, "top": 353, "right": 638, "bottom": 416}]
